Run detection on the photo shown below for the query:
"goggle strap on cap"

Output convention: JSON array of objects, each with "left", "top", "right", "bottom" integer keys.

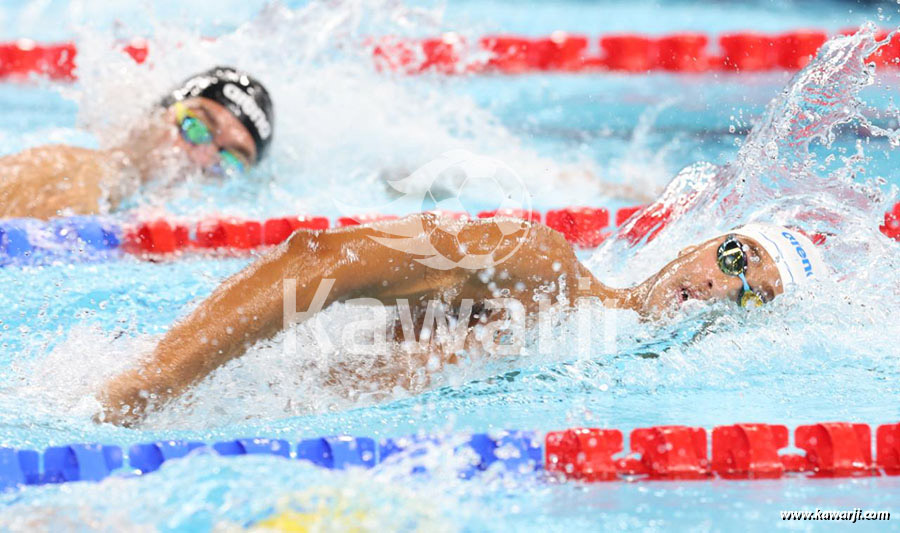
[{"left": 162, "top": 66, "right": 273, "bottom": 162}]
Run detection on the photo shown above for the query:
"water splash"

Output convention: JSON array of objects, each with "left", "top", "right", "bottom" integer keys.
[
  {"left": 569, "top": 24, "right": 900, "bottom": 428},
  {"left": 3, "top": 21, "right": 897, "bottom": 435},
  {"left": 0, "top": 453, "right": 468, "bottom": 531},
  {"left": 591, "top": 24, "right": 899, "bottom": 283},
  {"left": 66, "top": 0, "right": 599, "bottom": 218},
  {"left": 606, "top": 96, "right": 683, "bottom": 202}
]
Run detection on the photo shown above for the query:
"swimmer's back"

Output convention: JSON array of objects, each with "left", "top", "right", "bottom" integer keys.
[{"left": 0, "top": 145, "right": 120, "bottom": 219}]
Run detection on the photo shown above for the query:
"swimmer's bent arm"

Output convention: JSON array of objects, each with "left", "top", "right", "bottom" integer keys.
[
  {"left": 0, "top": 146, "right": 120, "bottom": 219},
  {"left": 97, "top": 214, "right": 595, "bottom": 425},
  {"left": 99, "top": 224, "right": 358, "bottom": 425}
]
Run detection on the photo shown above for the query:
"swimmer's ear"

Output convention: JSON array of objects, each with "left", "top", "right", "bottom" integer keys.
[{"left": 677, "top": 244, "right": 700, "bottom": 258}]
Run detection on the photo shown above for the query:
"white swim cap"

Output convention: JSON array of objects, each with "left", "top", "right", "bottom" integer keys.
[{"left": 731, "top": 223, "right": 828, "bottom": 291}]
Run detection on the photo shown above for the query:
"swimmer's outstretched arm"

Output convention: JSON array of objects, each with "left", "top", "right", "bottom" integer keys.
[
  {"left": 0, "top": 146, "right": 122, "bottom": 219},
  {"left": 98, "top": 214, "right": 627, "bottom": 426}
]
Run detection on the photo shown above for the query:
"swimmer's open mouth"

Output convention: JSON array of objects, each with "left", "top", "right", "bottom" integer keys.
[{"left": 677, "top": 286, "right": 696, "bottom": 305}]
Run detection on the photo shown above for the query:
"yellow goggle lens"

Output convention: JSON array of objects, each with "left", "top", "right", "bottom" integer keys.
[{"left": 740, "top": 290, "right": 765, "bottom": 308}]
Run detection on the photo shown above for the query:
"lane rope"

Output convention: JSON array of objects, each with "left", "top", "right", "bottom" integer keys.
[
  {"left": 1, "top": 422, "right": 898, "bottom": 489},
  {"left": 2, "top": 203, "right": 898, "bottom": 266},
  {"left": 1, "top": 29, "right": 898, "bottom": 80}
]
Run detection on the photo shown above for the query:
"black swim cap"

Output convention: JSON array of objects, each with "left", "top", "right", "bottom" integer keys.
[{"left": 162, "top": 66, "right": 274, "bottom": 161}]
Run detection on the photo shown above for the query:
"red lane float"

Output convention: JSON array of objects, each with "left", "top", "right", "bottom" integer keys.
[
  {"left": 124, "top": 216, "right": 329, "bottom": 254},
  {"left": 618, "top": 426, "right": 711, "bottom": 479},
  {"left": 793, "top": 422, "right": 876, "bottom": 476},
  {"left": 549, "top": 422, "right": 900, "bottom": 482},
  {"left": 5, "top": 29, "right": 900, "bottom": 80},
  {"left": 711, "top": 423, "right": 789, "bottom": 478},
  {"left": 880, "top": 201, "right": 900, "bottom": 240},
  {"left": 615, "top": 205, "right": 644, "bottom": 226},
  {"left": 120, "top": 202, "right": 900, "bottom": 257},
  {"left": 375, "top": 28, "right": 897, "bottom": 74},
  {"left": 657, "top": 33, "right": 709, "bottom": 72},
  {"left": 420, "top": 34, "right": 466, "bottom": 74},
  {"left": 776, "top": 30, "right": 828, "bottom": 70},
  {"left": 868, "top": 30, "right": 900, "bottom": 66},
  {"left": 621, "top": 203, "right": 673, "bottom": 245},
  {"left": 122, "top": 38, "right": 149, "bottom": 64},
  {"left": 337, "top": 214, "right": 398, "bottom": 227},
  {"left": 600, "top": 35, "right": 655, "bottom": 72},
  {"left": 196, "top": 219, "right": 255, "bottom": 249},
  {"left": 479, "top": 35, "right": 535, "bottom": 74},
  {"left": 477, "top": 208, "right": 541, "bottom": 223},
  {"left": 540, "top": 33, "right": 591, "bottom": 71},
  {"left": 125, "top": 219, "right": 184, "bottom": 254},
  {"left": 545, "top": 207, "right": 610, "bottom": 248},
  {"left": 877, "top": 423, "right": 900, "bottom": 475},
  {"left": 372, "top": 36, "right": 419, "bottom": 73},
  {"left": 0, "top": 40, "right": 76, "bottom": 80},
  {"left": 261, "top": 216, "right": 329, "bottom": 245},
  {"left": 262, "top": 218, "right": 295, "bottom": 246},
  {"left": 719, "top": 32, "right": 776, "bottom": 71},
  {"left": 545, "top": 428, "right": 623, "bottom": 481}
]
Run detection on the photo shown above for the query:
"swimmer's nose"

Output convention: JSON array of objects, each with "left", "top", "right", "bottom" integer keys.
[
  {"left": 702, "top": 279, "right": 716, "bottom": 299},
  {"left": 183, "top": 143, "right": 219, "bottom": 168},
  {"left": 713, "top": 278, "right": 743, "bottom": 300}
]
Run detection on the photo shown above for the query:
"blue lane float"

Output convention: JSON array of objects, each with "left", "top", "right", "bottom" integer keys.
[
  {"left": 0, "top": 448, "right": 40, "bottom": 489},
  {"left": 0, "top": 432, "right": 543, "bottom": 490},
  {"left": 129, "top": 441, "right": 206, "bottom": 474},
  {"left": 381, "top": 432, "right": 543, "bottom": 479},
  {"left": 0, "top": 216, "right": 122, "bottom": 266},
  {"left": 0, "top": 221, "right": 34, "bottom": 259},
  {"left": 476, "top": 430, "right": 543, "bottom": 473},
  {"left": 42, "top": 444, "right": 123, "bottom": 483},
  {"left": 212, "top": 438, "right": 291, "bottom": 458},
  {"left": 379, "top": 434, "right": 444, "bottom": 474},
  {"left": 51, "top": 216, "right": 120, "bottom": 251},
  {"left": 296, "top": 436, "right": 377, "bottom": 469}
]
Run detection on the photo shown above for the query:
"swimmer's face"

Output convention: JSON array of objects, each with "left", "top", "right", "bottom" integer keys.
[
  {"left": 639, "top": 235, "right": 783, "bottom": 314},
  {"left": 165, "top": 96, "right": 257, "bottom": 171}
]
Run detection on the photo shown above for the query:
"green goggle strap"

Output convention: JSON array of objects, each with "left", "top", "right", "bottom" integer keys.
[{"left": 174, "top": 103, "right": 244, "bottom": 174}]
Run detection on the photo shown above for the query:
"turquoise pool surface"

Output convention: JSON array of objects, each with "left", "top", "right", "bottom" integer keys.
[{"left": 1, "top": 0, "right": 899, "bottom": 531}]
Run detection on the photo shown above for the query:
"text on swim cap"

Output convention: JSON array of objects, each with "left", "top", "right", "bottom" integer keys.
[
  {"left": 222, "top": 83, "right": 272, "bottom": 140},
  {"left": 782, "top": 231, "right": 814, "bottom": 277}
]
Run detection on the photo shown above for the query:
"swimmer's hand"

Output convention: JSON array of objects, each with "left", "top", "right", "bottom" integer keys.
[
  {"left": 95, "top": 370, "right": 152, "bottom": 427},
  {"left": 93, "top": 214, "right": 614, "bottom": 422},
  {"left": 94, "top": 228, "right": 335, "bottom": 426}
]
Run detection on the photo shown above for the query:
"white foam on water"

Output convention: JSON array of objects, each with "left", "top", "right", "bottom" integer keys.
[
  {"left": 64, "top": 0, "right": 602, "bottom": 218},
  {"left": 0, "top": 452, "right": 471, "bottom": 531},
  {"left": 1, "top": 1, "right": 898, "bottom": 445},
  {"left": 573, "top": 25, "right": 900, "bottom": 400}
]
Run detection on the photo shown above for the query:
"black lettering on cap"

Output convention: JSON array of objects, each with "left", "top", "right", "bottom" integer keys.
[{"left": 162, "top": 66, "right": 274, "bottom": 162}]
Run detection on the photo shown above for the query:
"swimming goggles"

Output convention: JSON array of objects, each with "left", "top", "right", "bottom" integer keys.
[
  {"left": 716, "top": 235, "right": 765, "bottom": 308},
  {"left": 174, "top": 102, "right": 245, "bottom": 175}
]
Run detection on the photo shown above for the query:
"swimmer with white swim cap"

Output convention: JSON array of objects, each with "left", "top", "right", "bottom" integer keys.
[
  {"left": 636, "top": 222, "right": 828, "bottom": 313},
  {"left": 98, "top": 214, "right": 828, "bottom": 426},
  {"left": 0, "top": 66, "right": 273, "bottom": 219}
]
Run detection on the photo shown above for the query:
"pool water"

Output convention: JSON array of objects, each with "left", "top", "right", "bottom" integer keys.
[{"left": 1, "top": 0, "right": 899, "bottom": 531}]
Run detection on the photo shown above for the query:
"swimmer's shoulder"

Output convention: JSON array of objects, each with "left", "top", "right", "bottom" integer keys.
[
  {"left": 0, "top": 145, "right": 119, "bottom": 219},
  {"left": 8, "top": 143, "right": 103, "bottom": 160},
  {"left": 1, "top": 145, "right": 116, "bottom": 176}
]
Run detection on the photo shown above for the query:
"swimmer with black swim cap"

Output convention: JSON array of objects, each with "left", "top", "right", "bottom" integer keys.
[
  {"left": 162, "top": 66, "right": 274, "bottom": 172},
  {"left": 0, "top": 66, "right": 274, "bottom": 219},
  {"left": 99, "top": 213, "right": 830, "bottom": 426}
]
